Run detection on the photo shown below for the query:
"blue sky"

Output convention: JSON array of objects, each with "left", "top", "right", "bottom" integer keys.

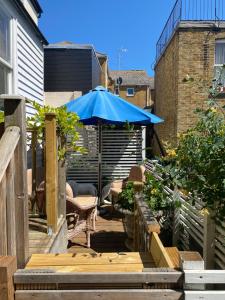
[{"left": 38, "top": 0, "right": 175, "bottom": 76}]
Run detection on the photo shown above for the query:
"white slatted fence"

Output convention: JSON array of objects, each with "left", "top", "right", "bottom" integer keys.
[
  {"left": 145, "top": 159, "right": 225, "bottom": 270},
  {"left": 67, "top": 127, "right": 144, "bottom": 185}
]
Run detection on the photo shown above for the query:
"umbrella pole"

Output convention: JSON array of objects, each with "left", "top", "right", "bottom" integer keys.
[{"left": 98, "top": 122, "right": 102, "bottom": 204}]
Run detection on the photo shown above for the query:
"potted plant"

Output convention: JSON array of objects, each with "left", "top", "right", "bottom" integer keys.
[{"left": 115, "top": 182, "right": 135, "bottom": 250}]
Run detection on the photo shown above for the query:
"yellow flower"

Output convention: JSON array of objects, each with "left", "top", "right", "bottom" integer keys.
[
  {"left": 210, "top": 107, "right": 217, "bottom": 113},
  {"left": 167, "top": 149, "right": 177, "bottom": 158},
  {"left": 179, "top": 189, "right": 189, "bottom": 196},
  {"left": 200, "top": 208, "right": 209, "bottom": 216},
  {"left": 151, "top": 188, "right": 157, "bottom": 195}
]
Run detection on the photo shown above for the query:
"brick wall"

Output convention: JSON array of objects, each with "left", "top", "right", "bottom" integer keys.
[
  {"left": 118, "top": 86, "right": 148, "bottom": 108},
  {"left": 154, "top": 32, "right": 179, "bottom": 147},
  {"left": 108, "top": 83, "right": 149, "bottom": 108},
  {"left": 154, "top": 24, "right": 225, "bottom": 150}
]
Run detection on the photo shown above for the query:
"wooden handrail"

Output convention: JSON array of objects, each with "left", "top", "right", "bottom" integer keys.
[{"left": 0, "top": 126, "right": 20, "bottom": 183}]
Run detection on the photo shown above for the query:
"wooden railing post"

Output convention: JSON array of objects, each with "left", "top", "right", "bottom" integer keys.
[
  {"left": 45, "top": 113, "right": 58, "bottom": 234},
  {"left": 0, "top": 256, "right": 17, "bottom": 300},
  {"left": 203, "top": 210, "right": 216, "bottom": 269},
  {"left": 58, "top": 135, "right": 66, "bottom": 218},
  {"left": 180, "top": 251, "right": 205, "bottom": 291},
  {"left": 31, "top": 130, "right": 37, "bottom": 206},
  {"left": 3, "top": 95, "right": 28, "bottom": 268}
]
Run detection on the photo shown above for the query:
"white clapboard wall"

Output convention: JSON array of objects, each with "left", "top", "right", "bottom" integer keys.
[
  {"left": 67, "top": 127, "right": 145, "bottom": 184},
  {"left": 145, "top": 160, "right": 225, "bottom": 270},
  {"left": 17, "top": 23, "right": 44, "bottom": 117}
]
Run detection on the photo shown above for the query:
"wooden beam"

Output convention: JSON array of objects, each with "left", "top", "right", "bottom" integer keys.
[
  {"left": 203, "top": 210, "right": 216, "bottom": 269},
  {"left": 6, "top": 158, "right": 16, "bottom": 256},
  {"left": 45, "top": 113, "right": 58, "bottom": 233},
  {"left": 150, "top": 232, "right": 174, "bottom": 268},
  {"left": 3, "top": 95, "right": 29, "bottom": 268},
  {"left": 0, "top": 126, "right": 20, "bottom": 183},
  {"left": 0, "top": 256, "right": 17, "bottom": 300},
  {"left": 15, "top": 289, "right": 183, "bottom": 300},
  {"left": 0, "top": 175, "right": 7, "bottom": 255},
  {"left": 31, "top": 130, "right": 37, "bottom": 205},
  {"left": 58, "top": 135, "right": 66, "bottom": 218},
  {"left": 14, "top": 270, "right": 183, "bottom": 284}
]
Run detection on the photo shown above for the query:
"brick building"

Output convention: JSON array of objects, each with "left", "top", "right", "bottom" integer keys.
[
  {"left": 154, "top": 0, "right": 225, "bottom": 150},
  {"left": 109, "top": 70, "right": 154, "bottom": 108}
]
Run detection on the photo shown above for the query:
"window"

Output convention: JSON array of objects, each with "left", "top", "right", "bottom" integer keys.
[
  {"left": 0, "top": 7, "right": 11, "bottom": 96},
  {"left": 127, "top": 88, "right": 134, "bottom": 96},
  {"left": 114, "top": 87, "right": 119, "bottom": 96},
  {"left": 215, "top": 40, "right": 225, "bottom": 89}
]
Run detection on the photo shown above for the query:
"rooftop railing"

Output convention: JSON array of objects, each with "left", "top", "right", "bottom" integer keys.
[{"left": 156, "top": 0, "right": 225, "bottom": 64}]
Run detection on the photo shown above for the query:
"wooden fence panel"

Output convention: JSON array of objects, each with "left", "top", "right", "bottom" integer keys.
[{"left": 145, "top": 160, "right": 225, "bottom": 270}]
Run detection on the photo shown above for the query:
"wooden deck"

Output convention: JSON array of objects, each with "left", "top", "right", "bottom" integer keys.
[
  {"left": 26, "top": 252, "right": 155, "bottom": 273},
  {"left": 29, "top": 216, "right": 65, "bottom": 255},
  {"left": 68, "top": 209, "right": 129, "bottom": 253}
]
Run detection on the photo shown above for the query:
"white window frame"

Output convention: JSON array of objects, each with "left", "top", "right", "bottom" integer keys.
[
  {"left": 215, "top": 39, "right": 225, "bottom": 67},
  {"left": 214, "top": 39, "right": 225, "bottom": 90},
  {"left": 0, "top": 3, "right": 13, "bottom": 95},
  {"left": 126, "top": 87, "right": 135, "bottom": 97}
]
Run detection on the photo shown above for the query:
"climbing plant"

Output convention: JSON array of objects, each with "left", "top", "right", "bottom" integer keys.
[{"left": 27, "top": 101, "right": 85, "bottom": 160}]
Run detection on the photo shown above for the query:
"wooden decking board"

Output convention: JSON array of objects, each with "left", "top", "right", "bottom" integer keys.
[
  {"left": 26, "top": 252, "right": 155, "bottom": 273},
  {"left": 68, "top": 210, "right": 128, "bottom": 253}
]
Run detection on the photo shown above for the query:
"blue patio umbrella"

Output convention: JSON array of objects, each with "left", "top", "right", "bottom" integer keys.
[
  {"left": 65, "top": 86, "right": 163, "bottom": 125},
  {"left": 65, "top": 86, "right": 163, "bottom": 198}
]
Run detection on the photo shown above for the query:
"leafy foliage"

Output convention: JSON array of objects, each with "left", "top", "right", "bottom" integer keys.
[
  {"left": 27, "top": 101, "right": 85, "bottom": 160},
  {"left": 117, "top": 182, "right": 135, "bottom": 212},
  {"left": 161, "top": 70, "right": 225, "bottom": 222},
  {"left": 163, "top": 104, "right": 225, "bottom": 221},
  {"left": 143, "top": 173, "right": 173, "bottom": 212},
  {"left": 0, "top": 111, "right": 4, "bottom": 123}
]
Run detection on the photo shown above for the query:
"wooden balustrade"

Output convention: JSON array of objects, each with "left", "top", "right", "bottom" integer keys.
[
  {"left": 0, "top": 95, "right": 28, "bottom": 268},
  {"left": 134, "top": 197, "right": 160, "bottom": 252}
]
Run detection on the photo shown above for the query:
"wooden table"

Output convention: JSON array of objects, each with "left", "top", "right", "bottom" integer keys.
[{"left": 26, "top": 252, "right": 155, "bottom": 273}]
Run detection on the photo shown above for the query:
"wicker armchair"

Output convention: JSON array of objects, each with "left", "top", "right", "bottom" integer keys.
[{"left": 66, "top": 183, "right": 97, "bottom": 248}]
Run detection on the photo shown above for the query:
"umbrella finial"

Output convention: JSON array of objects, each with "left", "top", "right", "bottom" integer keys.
[{"left": 93, "top": 86, "right": 107, "bottom": 92}]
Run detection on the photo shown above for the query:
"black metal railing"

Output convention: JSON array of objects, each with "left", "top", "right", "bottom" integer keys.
[{"left": 156, "top": 0, "right": 225, "bottom": 63}]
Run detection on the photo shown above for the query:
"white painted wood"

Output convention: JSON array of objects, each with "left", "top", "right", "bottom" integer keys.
[
  {"left": 185, "top": 291, "right": 225, "bottom": 300},
  {"left": 142, "top": 126, "right": 146, "bottom": 160},
  {"left": 185, "top": 270, "right": 225, "bottom": 284},
  {"left": 67, "top": 128, "right": 143, "bottom": 184},
  {"left": 0, "top": 0, "right": 44, "bottom": 117}
]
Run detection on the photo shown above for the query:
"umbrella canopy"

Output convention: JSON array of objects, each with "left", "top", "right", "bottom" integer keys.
[
  {"left": 64, "top": 86, "right": 163, "bottom": 201},
  {"left": 65, "top": 86, "right": 163, "bottom": 125}
]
